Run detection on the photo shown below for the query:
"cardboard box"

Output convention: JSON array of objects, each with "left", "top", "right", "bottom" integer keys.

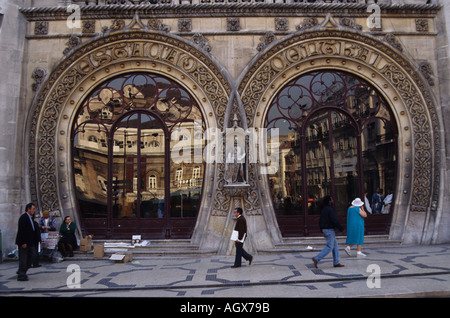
[
  {"left": 110, "top": 253, "right": 133, "bottom": 263},
  {"left": 93, "top": 243, "right": 104, "bottom": 258},
  {"left": 79, "top": 236, "right": 93, "bottom": 252}
]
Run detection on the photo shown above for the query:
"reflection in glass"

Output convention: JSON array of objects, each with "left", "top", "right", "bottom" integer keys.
[
  {"left": 265, "top": 70, "right": 398, "bottom": 236},
  {"left": 329, "top": 111, "right": 358, "bottom": 214},
  {"left": 361, "top": 117, "right": 396, "bottom": 214},
  {"left": 170, "top": 122, "right": 205, "bottom": 218},
  {"left": 72, "top": 72, "right": 205, "bottom": 238},
  {"left": 73, "top": 124, "right": 109, "bottom": 218},
  {"left": 268, "top": 126, "right": 303, "bottom": 216},
  {"left": 111, "top": 113, "right": 166, "bottom": 219},
  {"left": 305, "top": 112, "right": 332, "bottom": 215}
]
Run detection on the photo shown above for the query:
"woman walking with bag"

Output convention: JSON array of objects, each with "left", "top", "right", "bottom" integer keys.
[{"left": 345, "top": 198, "right": 368, "bottom": 257}]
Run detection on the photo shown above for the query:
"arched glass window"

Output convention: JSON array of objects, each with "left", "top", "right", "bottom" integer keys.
[
  {"left": 72, "top": 73, "right": 205, "bottom": 239},
  {"left": 265, "top": 70, "right": 397, "bottom": 236}
]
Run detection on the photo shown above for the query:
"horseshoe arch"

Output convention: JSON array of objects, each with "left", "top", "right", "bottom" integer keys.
[
  {"left": 26, "top": 30, "right": 233, "bottom": 240},
  {"left": 237, "top": 28, "right": 442, "bottom": 245}
]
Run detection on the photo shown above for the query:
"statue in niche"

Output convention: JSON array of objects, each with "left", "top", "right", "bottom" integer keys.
[
  {"left": 225, "top": 114, "right": 247, "bottom": 185},
  {"left": 225, "top": 143, "right": 246, "bottom": 184}
]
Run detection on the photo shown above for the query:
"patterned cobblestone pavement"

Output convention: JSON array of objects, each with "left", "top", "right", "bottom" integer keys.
[{"left": 1, "top": 244, "right": 449, "bottom": 299}]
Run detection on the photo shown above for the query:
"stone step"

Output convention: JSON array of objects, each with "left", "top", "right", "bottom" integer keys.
[
  {"left": 259, "top": 235, "right": 402, "bottom": 254},
  {"left": 70, "top": 235, "right": 401, "bottom": 259},
  {"left": 73, "top": 239, "right": 217, "bottom": 260}
]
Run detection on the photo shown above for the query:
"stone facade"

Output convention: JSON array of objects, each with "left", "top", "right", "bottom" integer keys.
[{"left": 0, "top": 0, "right": 449, "bottom": 256}]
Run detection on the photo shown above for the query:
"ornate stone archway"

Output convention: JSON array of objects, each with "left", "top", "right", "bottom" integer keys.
[
  {"left": 236, "top": 27, "right": 442, "bottom": 244},
  {"left": 26, "top": 30, "right": 233, "bottom": 239}
]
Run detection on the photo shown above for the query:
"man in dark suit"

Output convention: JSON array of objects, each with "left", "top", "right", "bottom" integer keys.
[
  {"left": 15, "top": 203, "right": 39, "bottom": 281},
  {"left": 231, "top": 207, "right": 253, "bottom": 268}
]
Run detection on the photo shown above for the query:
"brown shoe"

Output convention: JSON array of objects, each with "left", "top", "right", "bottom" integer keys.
[
  {"left": 333, "top": 263, "right": 345, "bottom": 268},
  {"left": 312, "top": 257, "right": 318, "bottom": 269}
]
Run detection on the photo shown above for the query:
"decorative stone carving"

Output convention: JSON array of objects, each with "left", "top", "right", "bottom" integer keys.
[
  {"left": 419, "top": 62, "right": 435, "bottom": 86},
  {"left": 178, "top": 19, "right": 192, "bottom": 33},
  {"left": 192, "top": 33, "right": 212, "bottom": 52},
  {"left": 103, "top": 19, "right": 125, "bottom": 32},
  {"left": 384, "top": 33, "right": 403, "bottom": 52},
  {"left": 31, "top": 67, "right": 47, "bottom": 92},
  {"left": 227, "top": 18, "right": 240, "bottom": 32},
  {"left": 148, "top": 19, "right": 170, "bottom": 32},
  {"left": 275, "top": 18, "right": 288, "bottom": 32},
  {"left": 257, "top": 32, "right": 276, "bottom": 52},
  {"left": 212, "top": 163, "right": 230, "bottom": 216},
  {"left": 339, "top": 17, "right": 362, "bottom": 31},
  {"left": 63, "top": 35, "right": 81, "bottom": 55},
  {"left": 296, "top": 17, "right": 319, "bottom": 31},
  {"left": 416, "top": 19, "right": 429, "bottom": 32},
  {"left": 82, "top": 21, "right": 96, "bottom": 34},
  {"left": 34, "top": 21, "right": 48, "bottom": 35}
]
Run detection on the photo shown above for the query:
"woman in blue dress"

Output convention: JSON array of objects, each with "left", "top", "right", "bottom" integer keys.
[{"left": 344, "top": 198, "right": 368, "bottom": 257}]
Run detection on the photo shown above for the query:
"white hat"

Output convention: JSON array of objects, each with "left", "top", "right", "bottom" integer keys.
[{"left": 352, "top": 198, "right": 364, "bottom": 207}]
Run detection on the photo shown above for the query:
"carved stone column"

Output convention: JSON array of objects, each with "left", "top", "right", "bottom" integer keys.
[{"left": 218, "top": 183, "right": 257, "bottom": 255}]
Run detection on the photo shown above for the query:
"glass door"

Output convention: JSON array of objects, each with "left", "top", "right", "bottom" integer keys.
[
  {"left": 72, "top": 72, "right": 205, "bottom": 239},
  {"left": 265, "top": 70, "right": 397, "bottom": 237},
  {"left": 304, "top": 110, "right": 360, "bottom": 235},
  {"left": 110, "top": 112, "right": 168, "bottom": 238}
]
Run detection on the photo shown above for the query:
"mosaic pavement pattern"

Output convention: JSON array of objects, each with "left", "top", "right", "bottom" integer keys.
[{"left": 0, "top": 244, "right": 449, "bottom": 297}]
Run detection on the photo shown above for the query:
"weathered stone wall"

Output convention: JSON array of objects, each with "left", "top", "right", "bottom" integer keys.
[
  {"left": 434, "top": 0, "right": 450, "bottom": 244},
  {"left": 0, "top": 0, "right": 27, "bottom": 256}
]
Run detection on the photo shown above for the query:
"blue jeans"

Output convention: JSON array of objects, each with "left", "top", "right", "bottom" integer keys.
[{"left": 314, "top": 229, "right": 340, "bottom": 265}]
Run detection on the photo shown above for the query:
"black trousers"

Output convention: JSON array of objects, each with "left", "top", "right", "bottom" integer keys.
[
  {"left": 18, "top": 244, "right": 37, "bottom": 280},
  {"left": 58, "top": 241, "right": 74, "bottom": 257},
  {"left": 234, "top": 241, "right": 252, "bottom": 267}
]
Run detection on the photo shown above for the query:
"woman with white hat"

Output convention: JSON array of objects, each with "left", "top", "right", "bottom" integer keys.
[{"left": 344, "top": 198, "right": 368, "bottom": 257}]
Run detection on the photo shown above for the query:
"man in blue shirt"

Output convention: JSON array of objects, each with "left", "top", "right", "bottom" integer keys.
[{"left": 312, "top": 196, "right": 345, "bottom": 269}]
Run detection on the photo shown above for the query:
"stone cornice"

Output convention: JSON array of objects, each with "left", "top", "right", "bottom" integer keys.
[{"left": 20, "top": 3, "right": 441, "bottom": 21}]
